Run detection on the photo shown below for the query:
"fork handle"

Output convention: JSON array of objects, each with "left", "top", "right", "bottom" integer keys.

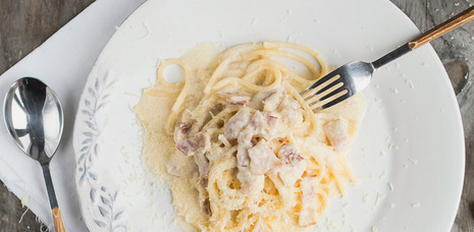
[
  {"left": 372, "top": 6, "right": 473, "bottom": 69},
  {"left": 409, "top": 6, "right": 474, "bottom": 49}
]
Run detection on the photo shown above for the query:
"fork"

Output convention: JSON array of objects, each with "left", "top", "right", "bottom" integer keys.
[{"left": 302, "top": 6, "right": 474, "bottom": 111}]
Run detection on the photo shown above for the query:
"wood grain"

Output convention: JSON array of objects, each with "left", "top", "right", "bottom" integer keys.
[
  {"left": 408, "top": 6, "right": 474, "bottom": 49},
  {"left": 0, "top": 0, "right": 94, "bottom": 73},
  {"left": 0, "top": 1, "right": 93, "bottom": 231},
  {"left": 0, "top": 0, "right": 472, "bottom": 231},
  {"left": 389, "top": 1, "right": 474, "bottom": 231},
  {"left": 52, "top": 208, "right": 66, "bottom": 232}
]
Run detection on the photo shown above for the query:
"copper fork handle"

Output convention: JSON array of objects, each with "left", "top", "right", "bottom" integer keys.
[{"left": 409, "top": 6, "right": 474, "bottom": 49}]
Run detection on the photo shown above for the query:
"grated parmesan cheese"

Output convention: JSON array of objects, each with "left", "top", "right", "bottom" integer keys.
[
  {"left": 408, "top": 157, "right": 419, "bottom": 165},
  {"left": 372, "top": 225, "right": 379, "bottom": 232},
  {"left": 388, "top": 182, "right": 394, "bottom": 191},
  {"left": 411, "top": 202, "right": 421, "bottom": 208}
]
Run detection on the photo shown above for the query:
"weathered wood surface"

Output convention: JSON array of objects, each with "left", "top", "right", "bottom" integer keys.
[
  {"left": 0, "top": 0, "right": 472, "bottom": 231},
  {"left": 391, "top": 1, "right": 474, "bottom": 232},
  {"left": 0, "top": 1, "right": 93, "bottom": 231}
]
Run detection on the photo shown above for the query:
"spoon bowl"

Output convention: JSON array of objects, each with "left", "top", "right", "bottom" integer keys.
[
  {"left": 4, "top": 77, "right": 63, "bottom": 164},
  {"left": 3, "top": 77, "right": 66, "bottom": 232}
]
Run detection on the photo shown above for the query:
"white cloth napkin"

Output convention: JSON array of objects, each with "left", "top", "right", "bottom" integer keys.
[{"left": 0, "top": 0, "right": 145, "bottom": 230}]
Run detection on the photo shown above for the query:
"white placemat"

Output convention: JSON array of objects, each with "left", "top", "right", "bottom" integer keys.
[{"left": 0, "top": 0, "right": 145, "bottom": 230}]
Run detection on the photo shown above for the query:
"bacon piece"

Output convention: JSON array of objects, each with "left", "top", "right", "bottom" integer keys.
[
  {"left": 272, "top": 144, "right": 306, "bottom": 186},
  {"left": 236, "top": 111, "right": 268, "bottom": 168},
  {"left": 249, "top": 111, "right": 267, "bottom": 134},
  {"left": 248, "top": 141, "right": 279, "bottom": 175},
  {"left": 280, "top": 96, "right": 303, "bottom": 126},
  {"left": 324, "top": 118, "right": 350, "bottom": 151},
  {"left": 224, "top": 107, "right": 252, "bottom": 140},
  {"left": 194, "top": 152, "right": 210, "bottom": 185},
  {"left": 237, "top": 146, "right": 251, "bottom": 168},
  {"left": 279, "top": 144, "right": 304, "bottom": 165},
  {"left": 176, "top": 132, "right": 210, "bottom": 156},
  {"left": 174, "top": 121, "right": 193, "bottom": 143}
]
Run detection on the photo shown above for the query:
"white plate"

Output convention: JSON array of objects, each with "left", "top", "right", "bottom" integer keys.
[{"left": 73, "top": 0, "right": 465, "bottom": 231}]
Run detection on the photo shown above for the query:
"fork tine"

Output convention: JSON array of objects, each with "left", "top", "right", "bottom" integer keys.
[
  {"left": 309, "top": 88, "right": 347, "bottom": 112},
  {"left": 321, "top": 90, "right": 351, "bottom": 109},
  {"left": 304, "top": 82, "right": 341, "bottom": 105},
  {"left": 302, "top": 75, "right": 340, "bottom": 100},
  {"left": 314, "top": 78, "right": 342, "bottom": 96},
  {"left": 319, "top": 86, "right": 348, "bottom": 101},
  {"left": 301, "top": 69, "right": 340, "bottom": 95}
]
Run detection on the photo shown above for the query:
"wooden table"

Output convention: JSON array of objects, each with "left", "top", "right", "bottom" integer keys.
[{"left": 0, "top": 0, "right": 472, "bottom": 231}]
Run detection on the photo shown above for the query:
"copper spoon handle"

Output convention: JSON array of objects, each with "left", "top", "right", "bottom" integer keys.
[
  {"left": 52, "top": 208, "right": 66, "bottom": 232},
  {"left": 409, "top": 6, "right": 474, "bottom": 49}
]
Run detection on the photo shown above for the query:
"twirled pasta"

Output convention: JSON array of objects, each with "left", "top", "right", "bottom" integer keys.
[{"left": 135, "top": 42, "right": 366, "bottom": 232}]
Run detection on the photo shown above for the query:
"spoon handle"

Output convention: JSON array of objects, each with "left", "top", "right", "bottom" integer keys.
[
  {"left": 52, "top": 208, "right": 66, "bottom": 232},
  {"left": 42, "top": 165, "right": 66, "bottom": 232}
]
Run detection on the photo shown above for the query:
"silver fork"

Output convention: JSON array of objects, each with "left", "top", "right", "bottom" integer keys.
[{"left": 302, "top": 6, "right": 474, "bottom": 112}]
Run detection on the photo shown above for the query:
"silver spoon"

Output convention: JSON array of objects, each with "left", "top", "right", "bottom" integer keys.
[
  {"left": 3, "top": 77, "right": 66, "bottom": 232},
  {"left": 445, "top": 59, "right": 470, "bottom": 95}
]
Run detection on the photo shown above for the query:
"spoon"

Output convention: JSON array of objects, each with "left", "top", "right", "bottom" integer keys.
[
  {"left": 444, "top": 59, "right": 470, "bottom": 95},
  {"left": 3, "top": 77, "right": 66, "bottom": 232}
]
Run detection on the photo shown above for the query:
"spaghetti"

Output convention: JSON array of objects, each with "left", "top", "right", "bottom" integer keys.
[{"left": 135, "top": 42, "right": 366, "bottom": 232}]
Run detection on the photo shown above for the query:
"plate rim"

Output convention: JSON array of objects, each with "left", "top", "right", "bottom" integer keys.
[{"left": 72, "top": 0, "right": 466, "bottom": 231}]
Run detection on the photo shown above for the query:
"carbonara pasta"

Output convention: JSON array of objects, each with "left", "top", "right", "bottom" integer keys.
[{"left": 135, "top": 42, "right": 366, "bottom": 232}]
